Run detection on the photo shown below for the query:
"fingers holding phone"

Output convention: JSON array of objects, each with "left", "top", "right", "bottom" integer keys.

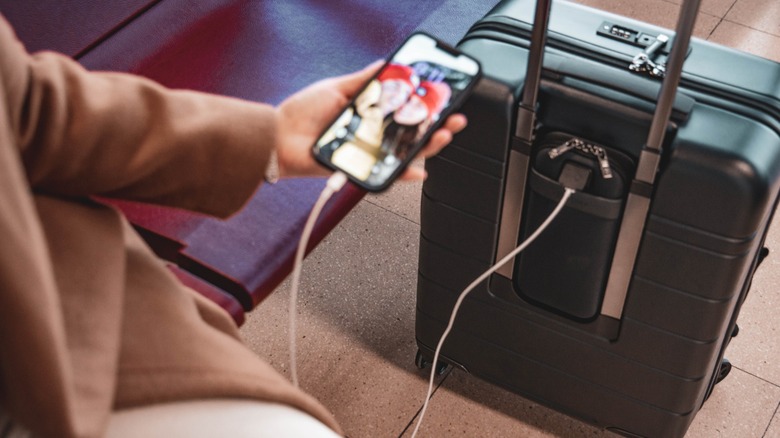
[
  {"left": 274, "top": 35, "right": 478, "bottom": 186},
  {"left": 274, "top": 61, "right": 384, "bottom": 180}
]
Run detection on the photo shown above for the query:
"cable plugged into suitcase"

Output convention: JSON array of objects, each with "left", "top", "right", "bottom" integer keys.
[
  {"left": 287, "top": 168, "right": 579, "bottom": 437},
  {"left": 411, "top": 185, "right": 577, "bottom": 437},
  {"left": 558, "top": 161, "right": 592, "bottom": 192}
]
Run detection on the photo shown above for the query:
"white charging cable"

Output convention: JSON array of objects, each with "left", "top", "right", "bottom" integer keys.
[
  {"left": 410, "top": 187, "right": 576, "bottom": 437},
  {"left": 288, "top": 171, "right": 349, "bottom": 387}
]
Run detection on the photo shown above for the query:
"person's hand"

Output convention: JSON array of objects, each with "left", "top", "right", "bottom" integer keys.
[{"left": 275, "top": 61, "right": 467, "bottom": 181}]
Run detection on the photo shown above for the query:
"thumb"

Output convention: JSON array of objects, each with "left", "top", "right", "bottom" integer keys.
[{"left": 332, "top": 60, "right": 384, "bottom": 98}]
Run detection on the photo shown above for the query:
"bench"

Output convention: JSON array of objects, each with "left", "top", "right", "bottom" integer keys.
[{"left": 1, "top": 0, "right": 468, "bottom": 324}]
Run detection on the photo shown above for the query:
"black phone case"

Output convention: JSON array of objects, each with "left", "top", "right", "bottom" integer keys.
[{"left": 312, "top": 32, "right": 482, "bottom": 192}]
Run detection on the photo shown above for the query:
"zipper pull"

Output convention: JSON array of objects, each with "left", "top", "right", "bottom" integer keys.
[
  {"left": 548, "top": 138, "right": 613, "bottom": 180},
  {"left": 595, "top": 146, "right": 613, "bottom": 179},
  {"left": 629, "top": 34, "right": 669, "bottom": 78},
  {"left": 548, "top": 139, "right": 581, "bottom": 159}
]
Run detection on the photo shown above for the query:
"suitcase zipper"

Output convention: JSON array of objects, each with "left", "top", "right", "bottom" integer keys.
[
  {"left": 464, "top": 17, "right": 780, "bottom": 134},
  {"left": 628, "top": 34, "right": 669, "bottom": 79},
  {"left": 548, "top": 138, "right": 613, "bottom": 179}
]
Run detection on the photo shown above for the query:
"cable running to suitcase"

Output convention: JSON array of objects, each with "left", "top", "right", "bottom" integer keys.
[
  {"left": 287, "top": 173, "right": 573, "bottom": 432},
  {"left": 411, "top": 187, "right": 576, "bottom": 437}
]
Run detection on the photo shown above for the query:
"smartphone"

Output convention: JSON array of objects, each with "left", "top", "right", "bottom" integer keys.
[{"left": 312, "top": 32, "right": 482, "bottom": 192}]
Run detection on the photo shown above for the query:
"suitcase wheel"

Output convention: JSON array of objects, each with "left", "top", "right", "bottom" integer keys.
[
  {"left": 415, "top": 349, "right": 448, "bottom": 375},
  {"left": 716, "top": 358, "right": 732, "bottom": 384}
]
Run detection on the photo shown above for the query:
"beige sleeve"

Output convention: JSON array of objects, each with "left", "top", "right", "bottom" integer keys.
[{"left": 0, "top": 15, "right": 276, "bottom": 218}]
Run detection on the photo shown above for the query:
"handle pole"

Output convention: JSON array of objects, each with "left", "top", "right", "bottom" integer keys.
[
  {"left": 515, "top": 0, "right": 553, "bottom": 142},
  {"left": 646, "top": 0, "right": 701, "bottom": 153},
  {"left": 601, "top": 0, "right": 703, "bottom": 320}
]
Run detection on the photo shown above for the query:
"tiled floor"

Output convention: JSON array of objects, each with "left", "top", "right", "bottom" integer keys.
[{"left": 241, "top": 1, "right": 780, "bottom": 437}]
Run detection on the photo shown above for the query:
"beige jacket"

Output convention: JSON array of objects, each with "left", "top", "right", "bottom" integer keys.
[{"left": 0, "top": 16, "right": 340, "bottom": 437}]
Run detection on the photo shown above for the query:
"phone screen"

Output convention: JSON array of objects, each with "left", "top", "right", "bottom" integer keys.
[{"left": 312, "top": 33, "right": 481, "bottom": 191}]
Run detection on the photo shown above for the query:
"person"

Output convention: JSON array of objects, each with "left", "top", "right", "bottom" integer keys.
[{"left": 0, "top": 14, "right": 466, "bottom": 438}]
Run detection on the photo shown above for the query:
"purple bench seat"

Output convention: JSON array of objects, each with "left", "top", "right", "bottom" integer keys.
[{"left": 2, "top": 0, "right": 454, "bottom": 325}]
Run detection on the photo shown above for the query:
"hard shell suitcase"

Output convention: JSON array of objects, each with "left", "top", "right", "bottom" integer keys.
[{"left": 415, "top": 0, "right": 780, "bottom": 436}]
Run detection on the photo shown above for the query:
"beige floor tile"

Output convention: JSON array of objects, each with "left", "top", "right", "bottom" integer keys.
[
  {"left": 402, "top": 370, "right": 610, "bottom": 437},
  {"left": 687, "top": 368, "right": 780, "bottom": 438},
  {"left": 767, "top": 411, "right": 780, "bottom": 438},
  {"left": 570, "top": 0, "right": 720, "bottom": 38},
  {"left": 243, "top": 293, "right": 433, "bottom": 437},
  {"left": 366, "top": 178, "right": 424, "bottom": 224},
  {"left": 702, "top": 0, "right": 738, "bottom": 18},
  {"left": 708, "top": 20, "right": 780, "bottom": 62},
  {"left": 725, "top": 0, "right": 780, "bottom": 36},
  {"left": 664, "top": 0, "right": 738, "bottom": 18},
  {"left": 404, "top": 363, "right": 780, "bottom": 438},
  {"left": 241, "top": 201, "right": 438, "bottom": 437},
  {"left": 726, "top": 214, "right": 780, "bottom": 385}
]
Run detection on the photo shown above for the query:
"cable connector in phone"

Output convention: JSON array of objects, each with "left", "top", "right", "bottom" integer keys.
[{"left": 326, "top": 171, "right": 349, "bottom": 193}]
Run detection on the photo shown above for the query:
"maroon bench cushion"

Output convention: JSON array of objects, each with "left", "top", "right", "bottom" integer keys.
[
  {"left": 106, "top": 181, "right": 366, "bottom": 310},
  {"left": 168, "top": 265, "right": 245, "bottom": 326},
  {"left": 3, "top": 0, "right": 459, "bottom": 322},
  {"left": 76, "top": 0, "right": 449, "bottom": 311}
]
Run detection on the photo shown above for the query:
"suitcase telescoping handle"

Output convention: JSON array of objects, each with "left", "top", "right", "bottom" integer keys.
[
  {"left": 514, "top": 0, "right": 553, "bottom": 144},
  {"left": 508, "top": 0, "right": 702, "bottom": 319},
  {"left": 601, "top": 0, "right": 701, "bottom": 319}
]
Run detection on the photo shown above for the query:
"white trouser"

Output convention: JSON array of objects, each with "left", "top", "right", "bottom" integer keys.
[{"left": 106, "top": 399, "right": 341, "bottom": 438}]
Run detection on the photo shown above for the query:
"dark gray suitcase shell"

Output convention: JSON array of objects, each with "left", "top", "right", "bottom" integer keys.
[{"left": 415, "top": 1, "right": 780, "bottom": 436}]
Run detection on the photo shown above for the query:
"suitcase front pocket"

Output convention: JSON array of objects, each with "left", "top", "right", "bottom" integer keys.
[{"left": 513, "top": 134, "right": 634, "bottom": 321}]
